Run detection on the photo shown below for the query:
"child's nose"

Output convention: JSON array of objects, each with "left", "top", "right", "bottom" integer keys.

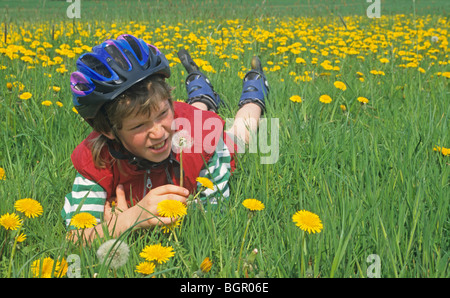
[{"left": 148, "top": 123, "right": 165, "bottom": 139}]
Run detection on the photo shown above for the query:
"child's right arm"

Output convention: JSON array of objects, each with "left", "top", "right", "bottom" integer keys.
[
  {"left": 61, "top": 172, "right": 107, "bottom": 228},
  {"left": 63, "top": 172, "right": 189, "bottom": 243}
]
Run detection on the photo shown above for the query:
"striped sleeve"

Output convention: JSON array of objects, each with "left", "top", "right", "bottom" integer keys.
[
  {"left": 61, "top": 172, "right": 107, "bottom": 229},
  {"left": 197, "top": 136, "right": 232, "bottom": 207}
]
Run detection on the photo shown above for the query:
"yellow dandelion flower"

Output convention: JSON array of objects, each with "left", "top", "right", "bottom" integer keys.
[
  {"left": 357, "top": 96, "right": 369, "bottom": 104},
  {"left": 295, "top": 57, "right": 306, "bottom": 64},
  {"left": 202, "top": 64, "right": 216, "bottom": 73},
  {"left": 319, "top": 94, "right": 332, "bottom": 104},
  {"left": 19, "top": 92, "right": 32, "bottom": 100},
  {"left": 72, "top": 107, "right": 79, "bottom": 114},
  {"left": 41, "top": 100, "right": 52, "bottom": 106},
  {"left": 334, "top": 81, "right": 347, "bottom": 91},
  {"left": 14, "top": 198, "right": 43, "bottom": 218},
  {"left": 379, "top": 58, "right": 389, "bottom": 63},
  {"left": 52, "top": 86, "right": 61, "bottom": 92},
  {"left": 434, "top": 146, "right": 449, "bottom": 156},
  {"left": 289, "top": 95, "right": 302, "bottom": 103},
  {"left": 0, "top": 213, "right": 22, "bottom": 230},
  {"left": 70, "top": 212, "right": 97, "bottom": 229},
  {"left": 196, "top": 177, "right": 214, "bottom": 190},
  {"left": 0, "top": 167, "right": 5, "bottom": 180},
  {"left": 6, "top": 82, "right": 13, "bottom": 90},
  {"left": 340, "top": 104, "right": 347, "bottom": 112},
  {"left": 57, "top": 67, "right": 68, "bottom": 74},
  {"left": 56, "top": 101, "right": 63, "bottom": 107},
  {"left": 161, "top": 219, "right": 182, "bottom": 234},
  {"left": 292, "top": 210, "right": 323, "bottom": 234},
  {"left": 135, "top": 261, "right": 156, "bottom": 275},
  {"left": 242, "top": 199, "right": 265, "bottom": 211},
  {"left": 200, "top": 257, "right": 213, "bottom": 273},
  {"left": 370, "top": 70, "right": 385, "bottom": 76},
  {"left": 157, "top": 200, "right": 187, "bottom": 218},
  {"left": 139, "top": 243, "right": 175, "bottom": 264},
  {"left": 16, "top": 233, "right": 27, "bottom": 243},
  {"left": 31, "top": 257, "right": 68, "bottom": 278}
]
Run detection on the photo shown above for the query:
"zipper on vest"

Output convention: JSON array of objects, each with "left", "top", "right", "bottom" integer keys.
[{"left": 143, "top": 169, "right": 152, "bottom": 196}]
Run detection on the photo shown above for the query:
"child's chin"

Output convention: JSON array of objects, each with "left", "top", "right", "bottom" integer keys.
[{"left": 146, "top": 148, "right": 171, "bottom": 163}]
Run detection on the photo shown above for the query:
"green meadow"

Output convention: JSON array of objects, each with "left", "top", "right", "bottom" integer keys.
[{"left": 0, "top": 0, "right": 448, "bottom": 278}]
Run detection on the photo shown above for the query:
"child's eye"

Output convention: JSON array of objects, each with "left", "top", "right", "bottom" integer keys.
[
  {"left": 158, "top": 109, "right": 168, "bottom": 118},
  {"left": 131, "top": 123, "right": 143, "bottom": 130}
]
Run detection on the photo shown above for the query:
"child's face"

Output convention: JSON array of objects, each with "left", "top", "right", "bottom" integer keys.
[{"left": 114, "top": 99, "right": 174, "bottom": 163}]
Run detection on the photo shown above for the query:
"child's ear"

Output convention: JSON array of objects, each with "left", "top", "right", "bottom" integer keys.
[{"left": 101, "top": 131, "right": 116, "bottom": 140}]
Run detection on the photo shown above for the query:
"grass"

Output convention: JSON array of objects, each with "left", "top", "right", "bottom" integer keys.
[{"left": 0, "top": 0, "right": 449, "bottom": 278}]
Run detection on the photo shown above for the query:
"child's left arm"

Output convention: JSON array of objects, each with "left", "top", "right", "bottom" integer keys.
[{"left": 197, "top": 137, "right": 233, "bottom": 206}]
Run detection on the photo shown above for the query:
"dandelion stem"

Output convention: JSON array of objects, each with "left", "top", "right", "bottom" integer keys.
[
  {"left": 7, "top": 225, "right": 22, "bottom": 278},
  {"left": 171, "top": 227, "right": 191, "bottom": 276},
  {"left": 237, "top": 214, "right": 253, "bottom": 275},
  {"left": 300, "top": 231, "right": 307, "bottom": 277},
  {"left": 0, "top": 230, "right": 9, "bottom": 258},
  {"left": 179, "top": 151, "right": 183, "bottom": 188}
]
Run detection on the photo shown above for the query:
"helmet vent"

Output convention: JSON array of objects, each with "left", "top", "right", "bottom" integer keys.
[
  {"left": 74, "top": 83, "right": 91, "bottom": 91},
  {"left": 105, "top": 44, "right": 130, "bottom": 71},
  {"left": 123, "top": 35, "right": 143, "bottom": 61},
  {"left": 80, "top": 54, "right": 112, "bottom": 78}
]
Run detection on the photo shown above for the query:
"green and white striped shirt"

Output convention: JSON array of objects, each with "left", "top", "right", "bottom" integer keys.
[{"left": 61, "top": 137, "right": 232, "bottom": 229}]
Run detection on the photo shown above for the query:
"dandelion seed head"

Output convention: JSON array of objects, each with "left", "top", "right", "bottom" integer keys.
[
  {"left": 172, "top": 129, "right": 193, "bottom": 153},
  {"left": 96, "top": 239, "right": 130, "bottom": 269}
]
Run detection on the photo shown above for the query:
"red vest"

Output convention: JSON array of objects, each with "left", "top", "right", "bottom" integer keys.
[{"left": 71, "top": 102, "right": 236, "bottom": 206}]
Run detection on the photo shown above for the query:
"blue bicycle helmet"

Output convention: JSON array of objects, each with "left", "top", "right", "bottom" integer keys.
[{"left": 70, "top": 34, "right": 170, "bottom": 120}]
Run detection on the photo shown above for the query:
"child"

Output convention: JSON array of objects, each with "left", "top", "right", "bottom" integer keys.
[{"left": 62, "top": 34, "right": 269, "bottom": 242}]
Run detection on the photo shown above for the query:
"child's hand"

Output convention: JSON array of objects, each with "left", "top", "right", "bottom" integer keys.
[
  {"left": 129, "top": 184, "right": 189, "bottom": 229},
  {"left": 104, "top": 184, "right": 189, "bottom": 230},
  {"left": 104, "top": 184, "right": 129, "bottom": 223}
]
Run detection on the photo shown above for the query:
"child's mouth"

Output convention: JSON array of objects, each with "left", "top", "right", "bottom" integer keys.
[{"left": 149, "top": 139, "right": 167, "bottom": 152}]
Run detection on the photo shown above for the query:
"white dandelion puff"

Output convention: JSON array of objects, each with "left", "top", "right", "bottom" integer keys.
[
  {"left": 171, "top": 129, "right": 193, "bottom": 188},
  {"left": 171, "top": 129, "right": 193, "bottom": 153},
  {"left": 96, "top": 239, "right": 130, "bottom": 269},
  {"left": 431, "top": 36, "right": 439, "bottom": 43}
]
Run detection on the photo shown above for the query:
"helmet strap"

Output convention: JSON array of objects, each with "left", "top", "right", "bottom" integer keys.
[{"left": 106, "top": 138, "right": 179, "bottom": 174}]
